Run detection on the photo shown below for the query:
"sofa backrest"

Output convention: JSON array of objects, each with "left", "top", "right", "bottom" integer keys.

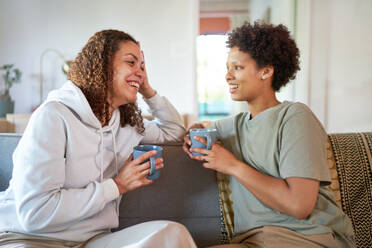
[
  {"left": 117, "top": 144, "right": 221, "bottom": 247},
  {"left": 0, "top": 133, "right": 21, "bottom": 191}
]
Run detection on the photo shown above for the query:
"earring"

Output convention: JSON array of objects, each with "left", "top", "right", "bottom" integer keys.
[{"left": 261, "top": 75, "right": 266, "bottom": 80}]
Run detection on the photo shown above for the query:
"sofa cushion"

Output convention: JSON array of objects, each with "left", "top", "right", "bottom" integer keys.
[
  {"left": 328, "top": 133, "right": 372, "bottom": 248},
  {"left": 217, "top": 172, "right": 234, "bottom": 243},
  {"left": 326, "top": 136, "right": 342, "bottom": 207}
]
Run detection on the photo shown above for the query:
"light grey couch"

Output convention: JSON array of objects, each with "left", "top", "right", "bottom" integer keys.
[{"left": 0, "top": 133, "right": 223, "bottom": 247}]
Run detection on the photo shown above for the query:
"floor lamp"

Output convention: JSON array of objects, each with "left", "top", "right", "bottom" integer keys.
[{"left": 39, "top": 49, "right": 71, "bottom": 106}]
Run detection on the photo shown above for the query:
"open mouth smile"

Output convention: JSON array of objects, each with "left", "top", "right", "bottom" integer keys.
[
  {"left": 229, "top": 84, "right": 239, "bottom": 93},
  {"left": 128, "top": 81, "right": 140, "bottom": 89}
]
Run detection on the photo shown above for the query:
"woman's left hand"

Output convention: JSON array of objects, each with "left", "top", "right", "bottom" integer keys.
[
  {"left": 137, "top": 44, "right": 156, "bottom": 98},
  {"left": 190, "top": 136, "right": 241, "bottom": 175}
]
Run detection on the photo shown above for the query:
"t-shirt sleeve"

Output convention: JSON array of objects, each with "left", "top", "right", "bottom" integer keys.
[
  {"left": 278, "top": 106, "right": 331, "bottom": 185},
  {"left": 210, "top": 115, "right": 237, "bottom": 141}
]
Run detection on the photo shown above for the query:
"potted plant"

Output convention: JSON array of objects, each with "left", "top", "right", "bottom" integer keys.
[{"left": 0, "top": 64, "right": 22, "bottom": 117}]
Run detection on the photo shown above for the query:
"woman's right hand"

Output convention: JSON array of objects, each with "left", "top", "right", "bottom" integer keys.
[{"left": 113, "top": 152, "right": 163, "bottom": 195}]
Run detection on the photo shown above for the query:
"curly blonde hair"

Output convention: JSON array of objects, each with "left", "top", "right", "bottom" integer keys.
[{"left": 68, "top": 29, "right": 145, "bottom": 133}]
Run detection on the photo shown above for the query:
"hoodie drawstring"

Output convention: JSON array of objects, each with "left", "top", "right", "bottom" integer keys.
[
  {"left": 99, "top": 125, "right": 120, "bottom": 214},
  {"left": 99, "top": 127, "right": 104, "bottom": 183},
  {"left": 109, "top": 126, "right": 120, "bottom": 214},
  {"left": 110, "top": 127, "right": 119, "bottom": 177}
]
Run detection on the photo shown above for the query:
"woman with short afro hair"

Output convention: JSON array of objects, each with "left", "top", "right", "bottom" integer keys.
[
  {"left": 226, "top": 22, "right": 300, "bottom": 91},
  {"left": 184, "top": 22, "right": 355, "bottom": 247}
]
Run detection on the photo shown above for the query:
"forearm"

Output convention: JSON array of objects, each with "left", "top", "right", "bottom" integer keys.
[
  {"left": 142, "top": 94, "right": 186, "bottom": 143},
  {"left": 230, "top": 161, "right": 318, "bottom": 219}
]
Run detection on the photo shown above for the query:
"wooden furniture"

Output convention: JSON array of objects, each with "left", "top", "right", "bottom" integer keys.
[{"left": 0, "top": 118, "right": 14, "bottom": 133}]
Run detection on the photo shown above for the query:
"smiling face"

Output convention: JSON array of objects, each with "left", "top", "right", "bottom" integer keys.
[
  {"left": 225, "top": 46, "right": 266, "bottom": 102},
  {"left": 109, "top": 41, "right": 145, "bottom": 108}
]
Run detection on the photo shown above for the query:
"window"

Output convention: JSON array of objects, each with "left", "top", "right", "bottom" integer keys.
[{"left": 197, "top": 34, "right": 231, "bottom": 121}]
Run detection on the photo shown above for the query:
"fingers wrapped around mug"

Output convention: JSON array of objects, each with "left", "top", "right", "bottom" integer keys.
[
  {"left": 137, "top": 157, "right": 164, "bottom": 173},
  {"left": 183, "top": 134, "right": 194, "bottom": 157},
  {"left": 189, "top": 147, "right": 211, "bottom": 161},
  {"left": 132, "top": 145, "right": 163, "bottom": 181},
  {"left": 132, "top": 150, "right": 157, "bottom": 164},
  {"left": 192, "top": 135, "right": 208, "bottom": 146}
]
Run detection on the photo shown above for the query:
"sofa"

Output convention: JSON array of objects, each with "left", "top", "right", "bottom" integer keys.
[{"left": 0, "top": 132, "right": 371, "bottom": 247}]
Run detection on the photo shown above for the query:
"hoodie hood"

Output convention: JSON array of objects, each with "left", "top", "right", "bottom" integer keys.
[{"left": 46, "top": 80, "right": 119, "bottom": 130}]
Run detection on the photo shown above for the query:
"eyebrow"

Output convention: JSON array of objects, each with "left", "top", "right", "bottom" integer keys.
[{"left": 124, "top": 53, "right": 139, "bottom": 61}]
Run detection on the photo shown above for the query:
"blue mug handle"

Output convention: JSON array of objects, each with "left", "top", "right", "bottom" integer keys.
[
  {"left": 206, "top": 134, "right": 212, "bottom": 150},
  {"left": 149, "top": 156, "right": 156, "bottom": 176}
]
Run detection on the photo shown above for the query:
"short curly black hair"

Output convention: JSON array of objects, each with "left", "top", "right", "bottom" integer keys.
[{"left": 227, "top": 21, "right": 300, "bottom": 91}]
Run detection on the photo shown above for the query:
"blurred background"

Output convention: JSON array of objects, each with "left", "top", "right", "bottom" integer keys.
[{"left": 0, "top": 0, "right": 371, "bottom": 133}]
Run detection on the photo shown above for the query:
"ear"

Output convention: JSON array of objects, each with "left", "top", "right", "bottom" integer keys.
[{"left": 261, "top": 66, "right": 274, "bottom": 80}]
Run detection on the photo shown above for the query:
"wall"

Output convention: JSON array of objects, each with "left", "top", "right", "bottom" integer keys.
[
  {"left": 298, "top": 0, "right": 372, "bottom": 132},
  {"left": 0, "top": 0, "right": 198, "bottom": 116}
]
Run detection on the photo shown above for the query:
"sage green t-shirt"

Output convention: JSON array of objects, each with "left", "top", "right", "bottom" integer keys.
[{"left": 211, "top": 101, "right": 354, "bottom": 247}]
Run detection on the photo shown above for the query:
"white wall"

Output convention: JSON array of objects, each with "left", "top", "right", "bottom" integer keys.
[
  {"left": 298, "top": 0, "right": 372, "bottom": 132},
  {"left": 0, "top": 0, "right": 198, "bottom": 115}
]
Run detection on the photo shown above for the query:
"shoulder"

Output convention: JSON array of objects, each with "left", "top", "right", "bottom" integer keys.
[
  {"left": 280, "top": 101, "right": 312, "bottom": 116},
  {"left": 33, "top": 101, "right": 74, "bottom": 120},
  {"left": 212, "top": 112, "right": 249, "bottom": 136},
  {"left": 279, "top": 102, "right": 325, "bottom": 134},
  {"left": 280, "top": 102, "right": 318, "bottom": 122},
  {"left": 26, "top": 101, "right": 70, "bottom": 132}
]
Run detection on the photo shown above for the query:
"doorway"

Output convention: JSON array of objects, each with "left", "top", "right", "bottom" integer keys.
[{"left": 197, "top": 0, "right": 250, "bottom": 121}]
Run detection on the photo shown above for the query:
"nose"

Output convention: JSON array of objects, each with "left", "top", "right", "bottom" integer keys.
[
  {"left": 135, "top": 65, "right": 145, "bottom": 81},
  {"left": 225, "top": 69, "right": 233, "bottom": 82}
]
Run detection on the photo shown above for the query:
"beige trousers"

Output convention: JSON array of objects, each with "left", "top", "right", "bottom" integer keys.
[{"left": 210, "top": 226, "right": 341, "bottom": 248}]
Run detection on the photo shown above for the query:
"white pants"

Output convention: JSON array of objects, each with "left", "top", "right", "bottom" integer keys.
[{"left": 85, "top": 220, "right": 197, "bottom": 248}]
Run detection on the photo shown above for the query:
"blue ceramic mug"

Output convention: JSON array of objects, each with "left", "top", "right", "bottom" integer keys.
[
  {"left": 133, "top": 145, "right": 163, "bottom": 180},
  {"left": 190, "top": 128, "right": 217, "bottom": 156}
]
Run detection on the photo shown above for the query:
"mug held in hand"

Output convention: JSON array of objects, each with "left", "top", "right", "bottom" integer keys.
[
  {"left": 133, "top": 145, "right": 163, "bottom": 180},
  {"left": 189, "top": 128, "right": 217, "bottom": 156}
]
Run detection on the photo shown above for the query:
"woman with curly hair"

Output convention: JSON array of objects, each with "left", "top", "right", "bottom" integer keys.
[
  {"left": 184, "top": 22, "right": 355, "bottom": 247},
  {"left": 0, "top": 30, "right": 197, "bottom": 247}
]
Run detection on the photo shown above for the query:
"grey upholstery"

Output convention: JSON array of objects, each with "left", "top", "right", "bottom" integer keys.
[
  {"left": 117, "top": 144, "right": 221, "bottom": 247},
  {"left": 0, "top": 133, "right": 21, "bottom": 191},
  {"left": 0, "top": 134, "right": 221, "bottom": 247}
]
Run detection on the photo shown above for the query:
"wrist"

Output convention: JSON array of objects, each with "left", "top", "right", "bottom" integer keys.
[
  {"left": 142, "top": 88, "right": 156, "bottom": 99},
  {"left": 113, "top": 177, "right": 126, "bottom": 195},
  {"left": 229, "top": 159, "right": 245, "bottom": 178}
]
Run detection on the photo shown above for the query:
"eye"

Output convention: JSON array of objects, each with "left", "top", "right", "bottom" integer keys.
[
  {"left": 126, "top": 60, "right": 135, "bottom": 66},
  {"left": 140, "top": 62, "right": 145, "bottom": 71},
  {"left": 235, "top": 65, "right": 243, "bottom": 70}
]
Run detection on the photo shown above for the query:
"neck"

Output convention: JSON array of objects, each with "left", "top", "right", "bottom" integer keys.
[{"left": 247, "top": 91, "right": 280, "bottom": 118}]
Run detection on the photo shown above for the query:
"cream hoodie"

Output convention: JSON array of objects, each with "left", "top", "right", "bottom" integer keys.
[{"left": 0, "top": 81, "right": 186, "bottom": 241}]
